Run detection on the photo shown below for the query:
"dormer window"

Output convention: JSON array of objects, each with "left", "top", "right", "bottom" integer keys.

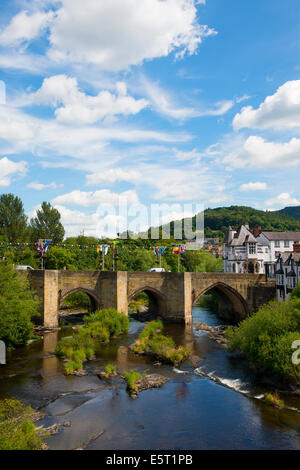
[{"left": 248, "top": 243, "right": 256, "bottom": 254}]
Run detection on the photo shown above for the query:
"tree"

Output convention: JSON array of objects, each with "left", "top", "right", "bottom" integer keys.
[
  {"left": 0, "top": 262, "right": 40, "bottom": 348},
  {"left": 30, "top": 202, "right": 65, "bottom": 243},
  {"left": 0, "top": 194, "right": 27, "bottom": 242}
]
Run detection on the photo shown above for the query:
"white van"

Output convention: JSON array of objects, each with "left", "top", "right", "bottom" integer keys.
[
  {"left": 16, "top": 265, "right": 35, "bottom": 271},
  {"left": 147, "top": 268, "right": 166, "bottom": 273}
]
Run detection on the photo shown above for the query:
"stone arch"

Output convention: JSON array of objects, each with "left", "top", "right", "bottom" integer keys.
[
  {"left": 193, "top": 282, "right": 249, "bottom": 323},
  {"left": 128, "top": 285, "right": 167, "bottom": 318},
  {"left": 59, "top": 287, "right": 102, "bottom": 313}
]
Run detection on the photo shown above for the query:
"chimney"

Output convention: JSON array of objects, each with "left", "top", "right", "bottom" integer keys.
[
  {"left": 253, "top": 226, "right": 262, "bottom": 238},
  {"left": 245, "top": 222, "right": 249, "bottom": 230},
  {"left": 227, "top": 226, "right": 237, "bottom": 243},
  {"left": 293, "top": 242, "right": 300, "bottom": 253}
]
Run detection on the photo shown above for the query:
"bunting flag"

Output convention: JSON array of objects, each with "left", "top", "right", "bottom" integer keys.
[
  {"left": 37, "top": 239, "right": 51, "bottom": 254},
  {"left": 172, "top": 246, "right": 180, "bottom": 255},
  {"left": 179, "top": 244, "right": 186, "bottom": 254}
]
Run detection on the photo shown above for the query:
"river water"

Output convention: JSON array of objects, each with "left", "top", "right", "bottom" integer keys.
[{"left": 0, "top": 306, "right": 300, "bottom": 450}]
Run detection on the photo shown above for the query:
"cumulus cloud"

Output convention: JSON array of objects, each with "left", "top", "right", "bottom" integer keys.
[
  {"left": 239, "top": 182, "right": 268, "bottom": 192},
  {"left": 27, "top": 181, "right": 62, "bottom": 190},
  {"left": 0, "top": 10, "right": 53, "bottom": 47},
  {"left": 31, "top": 75, "right": 148, "bottom": 124},
  {"left": 52, "top": 204, "right": 127, "bottom": 238},
  {"left": 86, "top": 169, "right": 141, "bottom": 186},
  {"left": 51, "top": 189, "right": 139, "bottom": 207},
  {"left": 47, "top": 0, "right": 216, "bottom": 70},
  {"left": 265, "top": 193, "right": 300, "bottom": 209},
  {"left": 0, "top": 157, "right": 27, "bottom": 186},
  {"left": 224, "top": 135, "right": 300, "bottom": 168},
  {"left": 233, "top": 80, "right": 300, "bottom": 130}
]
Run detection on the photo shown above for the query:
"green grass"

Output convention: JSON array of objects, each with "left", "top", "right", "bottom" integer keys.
[
  {"left": 105, "top": 364, "right": 116, "bottom": 378},
  {"left": 265, "top": 392, "right": 285, "bottom": 409},
  {"left": 56, "top": 309, "right": 129, "bottom": 373},
  {"left": 0, "top": 399, "right": 46, "bottom": 450},
  {"left": 123, "top": 371, "right": 142, "bottom": 392},
  {"left": 132, "top": 320, "right": 190, "bottom": 366}
]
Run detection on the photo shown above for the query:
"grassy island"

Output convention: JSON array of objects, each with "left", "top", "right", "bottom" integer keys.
[{"left": 132, "top": 320, "right": 190, "bottom": 366}]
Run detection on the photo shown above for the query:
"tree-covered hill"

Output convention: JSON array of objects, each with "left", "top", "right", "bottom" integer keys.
[
  {"left": 279, "top": 206, "right": 300, "bottom": 221},
  {"left": 157, "top": 205, "right": 300, "bottom": 240}
]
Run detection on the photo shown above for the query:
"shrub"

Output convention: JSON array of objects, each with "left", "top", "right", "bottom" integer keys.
[
  {"left": 83, "top": 309, "right": 129, "bottom": 338},
  {"left": 123, "top": 371, "right": 142, "bottom": 392},
  {"left": 105, "top": 364, "right": 116, "bottom": 378},
  {"left": 226, "top": 299, "right": 300, "bottom": 383},
  {"left": 0, "top": 399, "right": 46, "bottom": 450},
  {"left": 265, "top": 392, "right": 284, "bottom": 409},
  {"left": 0, "top": 262, "right": 40, "bottom": 348},
  {"left": 132, "top": 320, "right": 190, "bottom": 366}
]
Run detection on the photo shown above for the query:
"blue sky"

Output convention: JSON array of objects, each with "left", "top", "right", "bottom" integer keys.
[{"left": 1, "top": 0, "right": 300, "bottom": 236}]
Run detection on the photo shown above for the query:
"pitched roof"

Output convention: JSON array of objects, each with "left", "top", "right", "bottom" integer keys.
[
  {"left": 228, "top": 225, "right": 257, "bottom": 246},
  {"left": 262, "top": 231, "right": 300, "bottom": 241}
]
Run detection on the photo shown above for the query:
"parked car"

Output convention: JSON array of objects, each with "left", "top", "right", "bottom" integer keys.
[
  {"left": 147, "top": 268, "right": 166, "bottom": 273},
  {"left": 16, "top": 265, "right": 35, "bottom": 271}
]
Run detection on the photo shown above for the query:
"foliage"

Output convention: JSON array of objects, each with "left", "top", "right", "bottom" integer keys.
[
  {"left": 196, "top": 293, "right": 219, "bottom": 312},
  {"left": 123, "top": 371, "right": 142, "bottom": 392},
  {"left": 105, "top": 364, "right": 116, "bottom": 378},
  {"left": 129, "top": 292, "right": 149, "bottom": 312},
  {"left": 83, "top": 308, "right": 129, "bottom": 338},
  {"left": 181, "top": 251, "right": 223, "bottom": 273},
  {"left": 30, "top": 201, "right": 65, "bottom": 243},
  {"left": 56, "top": 309, "right": 129, "bottom": 372},
  {"left": 44, "top": 246, "right": 77, "bottom": 270},
  {"left": 0, "top": 262, "right": 40, "bottom": 348},
  {"left": 62, "top": 291, "right": 92, "bottom": 310},
  {"left": 265, "top": 392, "right": 284, "bottom": 409},
  {"left": 226, "top": 297, "right": 300, "bottom": 383},
  {"left": 279, "top": 205, "right": 300, "bottom": 220},
  {"left": 0, "top": 193, "right": 27, "bottom": 242},
  {"left": 0, "top": 399, "right": 46, "bottom": 450},
  {"left": 132, "top": 320, "right": 190, "bottom": 365}
]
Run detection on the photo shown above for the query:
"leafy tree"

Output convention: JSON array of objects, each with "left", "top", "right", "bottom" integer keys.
[
  {"left": 45, "top": 246, "right": 76, "bottom": 269},
  {"left": 30, "top": 202, "right": 65, "bottom": 243},
  {"left": 0, "top": 193, "right": 27, "bottom": 242},
  {"left": 0, "top": 262, "right": 40, "bottom": 348}
]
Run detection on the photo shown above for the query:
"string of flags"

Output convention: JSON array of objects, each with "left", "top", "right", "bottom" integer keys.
[{"left": 0, "top": 240, "right": 191, "bottom": 255}]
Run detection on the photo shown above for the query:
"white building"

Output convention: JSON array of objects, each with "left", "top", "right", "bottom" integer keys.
[
  {"left": 223, "top": 224, "right": 300, "bottom": 276},
  {"left": 275, "top": 249, "right": 300, "bottom": 301}
]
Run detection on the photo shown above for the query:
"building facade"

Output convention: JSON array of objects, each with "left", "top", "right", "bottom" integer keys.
[
  {"left": 275, "top": 246, "right": 300, "bottom": 301},
  {"left": 223, "top": 224, "right": 300, "bottom": 276}
]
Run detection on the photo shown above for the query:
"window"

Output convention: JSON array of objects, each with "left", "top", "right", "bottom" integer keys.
[
  {"left": 248, "top": 243, "right": 256, "bottom": 254},
  {"left": 275, "top": 240, "right": 280, "bottom": 248},
  {"left": 284, "top": 240, "right": 290, "bottom": 248}
]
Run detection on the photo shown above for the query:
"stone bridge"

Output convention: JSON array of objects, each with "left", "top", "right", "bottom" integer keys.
[{"left": 28, "top": 270, "right": 276, "bottom": 328}]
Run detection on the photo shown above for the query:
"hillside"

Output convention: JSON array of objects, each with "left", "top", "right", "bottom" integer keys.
[
  {"left": 279, "top": 206, "right": 300, "bottom": 221},
  {"left": 156, "top": 205, "right": 300, "bottom": 241}
]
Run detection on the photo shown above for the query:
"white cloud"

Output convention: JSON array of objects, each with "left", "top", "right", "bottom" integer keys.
[
  {"left": 52, "top": 204, "right": 126, "bottom": 238},
  {"left": 239, "top": 182, "right": 268, "bottom": 192},
  {"left": 52, "top": 189, "right": 139, "bottom": 207},
  {"left": 86, "top": 169, "right": 141, "bottom": 186},
  {"left": 142, "top": 79, "right": 233, "bottom": 120},
  {"left": 27, "top": 181, "right": 62, "bottom": 190},
  {"left": 265, "top": 193, "right": 300, "bottom": 209},
  {"left": 224, "top": 135, "right": 300, "bottom": 168},
  {"left": 31, "top": 75, "right": 148, "bottom": 124},
  {"left": 47, "top": 0, "right": 216, "bottom": 70},
  {"left": 0, "top": 10, "right": 53, "bottom": 47},
  {"left": 0, "top": 157, "right": 27, "bottom": 186},
  {"left": 233, "top": 80, "right": 300, "bottom": 131}
]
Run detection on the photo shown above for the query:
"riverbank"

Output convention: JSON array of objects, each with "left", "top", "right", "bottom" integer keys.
[{"left": 0, "top": 306, "right": 299, "bottom": 450}]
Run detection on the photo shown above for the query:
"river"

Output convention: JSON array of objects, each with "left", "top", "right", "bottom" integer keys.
[{"left": 0, "top": 306, "right": 300, "bottom": 450}]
